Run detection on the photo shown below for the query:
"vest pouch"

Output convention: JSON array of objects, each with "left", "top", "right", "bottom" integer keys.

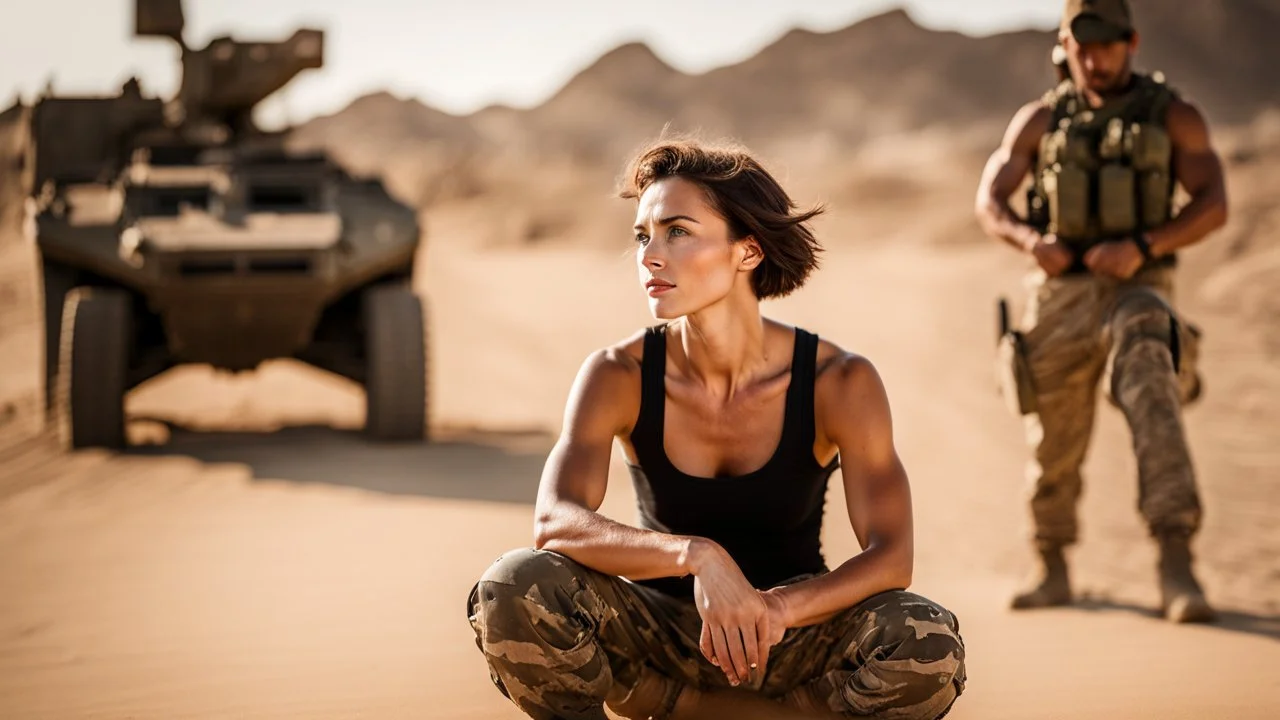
[
  {"left": 1131, "top": 123, "right": 1172, "bottom": 172},
  {"left": 1040, "top": 129, "right": 1068, "bottom": 166},
  {"left": 1099, "top": 117, "right": 1126, "bottom": 161},
  {"left": 1141, "top": 169, "right": 1172, "bottom": 227},
  {"left": 1060, "top": 128, "right": 1098, "bottom": 169},
  {"left": 1098, "top": 163, "right": 1137, "bottom": 234},
  {"left": 1044, "top": 165, "right": 1091, "bottom": 239}
]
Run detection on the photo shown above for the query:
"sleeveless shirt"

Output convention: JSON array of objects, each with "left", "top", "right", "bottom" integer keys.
[{"left": 626, "top": 324, "right": 840, "bottom": 599}]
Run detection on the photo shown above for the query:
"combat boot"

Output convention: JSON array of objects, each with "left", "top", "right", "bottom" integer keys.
[
  {"left": 1156, "top": 530, "right": 1215, "bottom": 623},
  {"left": 1010, "top": 541, "right": 1072, "bottom": 610}
]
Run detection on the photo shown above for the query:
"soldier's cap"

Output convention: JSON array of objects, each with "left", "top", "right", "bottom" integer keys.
[{"left": 1061, "top": 0, "right": 1135, "bottom": 44}]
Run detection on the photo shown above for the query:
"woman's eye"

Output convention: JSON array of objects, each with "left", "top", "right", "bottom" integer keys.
[
  {"left": 634, "top": 234, "right": 649, "bottom": 245},
  {"left": 669, "top": 226, "right": 687, "bottom": 237}
]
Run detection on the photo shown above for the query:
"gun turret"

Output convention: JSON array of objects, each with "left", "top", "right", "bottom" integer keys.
[
  {"left": 24, "top": 0, "right": 327, "bottom": 191},
  {"left": 176, "top": 30, "right": 324, "bottom": 133},
  {"left": 135, "top": 0, "right": 324, "bottom": 135}
]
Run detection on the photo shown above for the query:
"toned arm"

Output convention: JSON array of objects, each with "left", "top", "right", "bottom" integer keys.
[
  {"left": 975, "top": 100, "right": 1054, "bottom": 254},
  {"left": 533, "top": 346, "right": 702, "bottom": 581},
  {"left": 1146, "top": 98, "right": 1229, "bottom": 257},
  {"left": 768, "top": 354, "right": 915, "bottom": 628}
]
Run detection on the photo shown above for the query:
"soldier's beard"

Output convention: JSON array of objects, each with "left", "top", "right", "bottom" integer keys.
[
  {"left": 1084, "top": 59, "right": 1133, "bottom": 96},
  {"left": 1086, "top": 71, "right": 1120, "bottom": 92}
]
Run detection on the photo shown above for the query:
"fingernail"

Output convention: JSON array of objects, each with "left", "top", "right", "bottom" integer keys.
[{"left": 750, "top": 663, "right": 757, "bottom": 669}]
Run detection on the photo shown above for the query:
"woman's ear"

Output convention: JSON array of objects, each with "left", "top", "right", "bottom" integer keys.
[{"left": 738, "top": 236, "right": 765, "bottom": 271}]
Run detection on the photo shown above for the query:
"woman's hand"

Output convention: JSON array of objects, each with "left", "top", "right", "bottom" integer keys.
[{"left": 689, "top": 540, "right": 791, "bottom": 688}]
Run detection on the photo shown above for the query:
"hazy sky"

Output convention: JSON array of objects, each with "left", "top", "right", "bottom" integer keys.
[{"left": 2, "top": 0, "right": 1064, "bottom": 128}]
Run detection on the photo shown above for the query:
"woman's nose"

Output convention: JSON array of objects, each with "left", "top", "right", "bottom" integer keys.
[{"left": 640, "top": 244, "right": 664, "bottom": 269}]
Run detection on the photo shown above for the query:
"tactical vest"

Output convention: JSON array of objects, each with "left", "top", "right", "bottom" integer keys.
[{"left": 1026, "top": 72, "right": 1179, "bottom": 267}]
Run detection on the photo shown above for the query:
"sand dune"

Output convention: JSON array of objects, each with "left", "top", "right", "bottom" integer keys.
[{"left": 290, "top": 0, "right": 1280, "bottom": 220}]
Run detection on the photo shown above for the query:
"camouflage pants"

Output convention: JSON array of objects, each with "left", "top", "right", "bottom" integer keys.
[
  {"left": 1015, "top": 265, "right": 1203, "bottom": 546},
  {"left": 467, "top": 548, "right": 966, "bottom": 720}
]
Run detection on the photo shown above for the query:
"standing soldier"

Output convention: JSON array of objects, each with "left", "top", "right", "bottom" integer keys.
[{"left": 974, "top": 0, "right": 1228, "bottom": 623}]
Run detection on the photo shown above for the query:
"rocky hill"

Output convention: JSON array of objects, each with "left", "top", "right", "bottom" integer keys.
[{"left": 289, "top": 0, "right": 1280, "bottom": 220}]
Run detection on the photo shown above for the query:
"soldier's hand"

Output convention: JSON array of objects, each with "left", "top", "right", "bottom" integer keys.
[
  {"left": 1083, "top": 239, "right": 1144, "bottom": 280},
  {"left": 1029, "top": 234, "right": 1073, "bottom": 277},
  {"left": 690, "top": 540, "right": 765, "bottom": 688}
]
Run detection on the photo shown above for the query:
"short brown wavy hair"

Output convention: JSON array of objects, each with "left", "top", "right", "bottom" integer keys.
[{"left": 618, "top": 139, "right": 824, "bottom": 300}]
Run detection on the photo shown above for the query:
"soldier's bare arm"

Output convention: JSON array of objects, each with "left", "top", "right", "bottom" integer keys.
[
  {"left": 1146, "top": 98, "right": 1229, "bottom": 257},
  {"left": 976, "top": 101, "right": 1073, "bottom": 276},
  {"left": 975, "top": 100, "right": 1053, "bottom": 252},
  {"left": 533, "top": 345, "right": 700, "bottom": 581},
  {"left": 766, "top": 353, "right": 913, "bottom": 629}
]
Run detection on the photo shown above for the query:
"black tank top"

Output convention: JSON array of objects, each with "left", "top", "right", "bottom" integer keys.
[{"left": 627, "top": 324, "right": 840, "bottom": 599}]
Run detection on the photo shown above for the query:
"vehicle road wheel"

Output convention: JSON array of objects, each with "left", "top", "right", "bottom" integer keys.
[
  {"left": 363, "top": 284, "right": 427, "bottom": 441},
  {"left": 40, "top": 258, "right": 78, "bottom": 412},
  {"left": 56, "top": 287, "right": 130, "bottom": 450}
]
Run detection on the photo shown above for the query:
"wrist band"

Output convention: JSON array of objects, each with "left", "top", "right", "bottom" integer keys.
[{"left": 1132, "top": 234, "right": 1155, "bottom": 261}]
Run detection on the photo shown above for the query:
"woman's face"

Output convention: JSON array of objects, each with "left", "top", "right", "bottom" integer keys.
[{"left": 633, "top": 177, "right": 759, "bottom": 319}]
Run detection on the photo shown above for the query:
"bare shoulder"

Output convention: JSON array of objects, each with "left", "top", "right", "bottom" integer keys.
[
  {"left": 1004, "top": 99, "right": 1055, "bottom": 152},
  {"left": 598, "top": 328, "right": 648, "bottom": 374},
  {"left": 978, "top": 98, "right": 1054, "bottom": 201},
  {"left": 813, "top": 338, "right": 890, "bottom": 412},
  {"left": 576, "top": 329, "right": 647, "bottom": 394},
  {"left": 1165, "top": 96, "right": 1214, "bottom": 147},
  {"left": 1166, "top": 95, "right": 1209, "bottom": 126},
  {"left": 810, "top": 338, "right": 900, "bottom": 469},
  {"left": 1013, "top": 98, "right": 1054, "bottom": 129},
  {"left": 563, "top": 328, "right": 649, "bottom": 437}
]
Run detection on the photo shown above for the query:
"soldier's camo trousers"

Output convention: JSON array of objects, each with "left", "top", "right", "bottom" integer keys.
[
  {"left": 467, "top": 548, "right": 966, "bottom": 719},
  {"left": 1016, "top": 264, "right": 1203, "bottom": 546}
]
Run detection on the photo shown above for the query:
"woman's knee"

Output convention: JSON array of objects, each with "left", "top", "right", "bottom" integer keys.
[
  {"left": 467, "top": 548, "right": 588, "bottom": 637},
  {"left": 466, "top": 548, "right": 613, "bottom": 706},
  {"left": 476, "top": 547, "right": 581, "bottom": 597},
  {"left": 840, "top": 591, "right": 967, "bottom": 719}
]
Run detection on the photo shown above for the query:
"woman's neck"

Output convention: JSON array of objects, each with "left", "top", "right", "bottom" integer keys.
[{"left": 674, "top": 292, "right": 772, "bottom": 403}]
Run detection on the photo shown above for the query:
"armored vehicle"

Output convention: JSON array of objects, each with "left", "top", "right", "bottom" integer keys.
[{"left": 18, "top": 0, "right": 428, "bottom": 448}]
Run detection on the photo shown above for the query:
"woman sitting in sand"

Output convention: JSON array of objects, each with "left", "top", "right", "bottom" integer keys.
[{"left": 466, "top": 139, "right": 966, "bottom": 720}]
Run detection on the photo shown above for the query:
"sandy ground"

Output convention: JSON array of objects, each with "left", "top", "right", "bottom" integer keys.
[{"left": 1, "top": 222, "right": 1279, "bottom": 719}]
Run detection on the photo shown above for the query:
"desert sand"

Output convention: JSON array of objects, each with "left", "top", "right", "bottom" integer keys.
[
  {"left": 2, "top": 224, "right": 1278, "bottom": 719},
  {"left": 3, "top": 1, "right": 1280, "bottom": 718}
]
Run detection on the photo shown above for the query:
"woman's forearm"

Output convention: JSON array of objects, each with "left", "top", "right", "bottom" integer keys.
[
  {"left": 535, "top": 502, "right": 707, "bottom": 581},
  {"left": 770, "top": 542, "right": 913, "bottom": 628}
]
